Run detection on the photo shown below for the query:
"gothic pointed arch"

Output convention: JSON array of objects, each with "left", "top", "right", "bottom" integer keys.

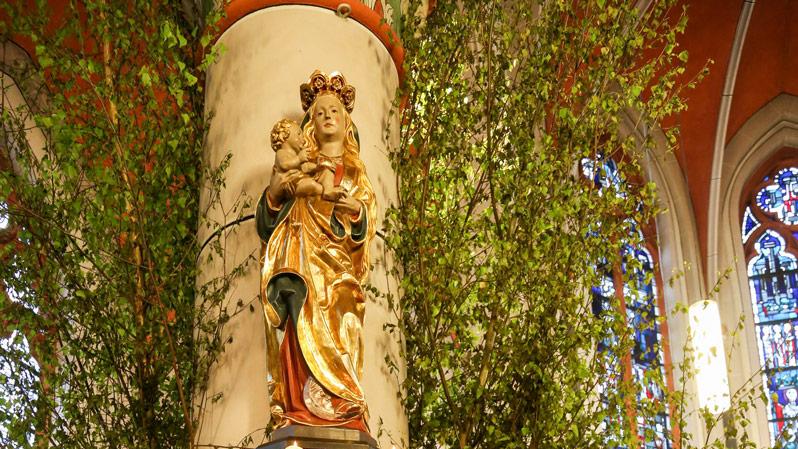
[{"left": 719, "top": 94, "right": 798, "bottom": 447}]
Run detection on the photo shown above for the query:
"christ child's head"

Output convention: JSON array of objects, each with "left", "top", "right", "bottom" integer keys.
[{"left": 270, "top": 119, "right": 306, "bottom": 153}]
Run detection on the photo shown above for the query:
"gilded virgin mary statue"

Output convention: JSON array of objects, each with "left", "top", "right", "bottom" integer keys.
[{"left": 256, "top": 70, "right": 377, "bottom": 433}]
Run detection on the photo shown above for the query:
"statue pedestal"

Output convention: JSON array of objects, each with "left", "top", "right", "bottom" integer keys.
[{"left": 258, "top": 425, "right": 379, "bottom": 449}]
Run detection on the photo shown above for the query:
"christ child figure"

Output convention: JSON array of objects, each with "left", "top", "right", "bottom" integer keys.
[{"left": 269, "top": 118, "right": 346, "bottom": 201}]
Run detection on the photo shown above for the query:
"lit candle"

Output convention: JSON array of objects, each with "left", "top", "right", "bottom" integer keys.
[{"left": 285, "top": 441, "right": 302, "bottom": 449}]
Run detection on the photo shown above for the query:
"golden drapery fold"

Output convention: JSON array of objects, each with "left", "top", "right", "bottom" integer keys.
[{"left": 258, "top": 161, "right": 377, "bottom": 431}]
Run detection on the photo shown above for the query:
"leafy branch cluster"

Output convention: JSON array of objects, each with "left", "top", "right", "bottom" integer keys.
[
  {"left": 387, "top": 1, "right": 705, "bottom": 448},
  {"left": 0, "top": 2, "right": 247, "bottom": 449},
  {"left": 0, "top": 2, "right": 768, "bottom": 449}
]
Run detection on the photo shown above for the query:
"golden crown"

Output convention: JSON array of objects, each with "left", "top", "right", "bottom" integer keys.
[{"left": 300, "top": 70, "right": 356, "bottom": 113}]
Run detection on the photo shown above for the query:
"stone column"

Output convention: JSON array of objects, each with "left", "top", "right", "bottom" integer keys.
[{"left": 197, "top": 2, "right": 405, "bottom": 448}]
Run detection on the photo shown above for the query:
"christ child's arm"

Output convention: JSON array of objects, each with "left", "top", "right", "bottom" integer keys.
[
  {"left": 274, "top": 147, "right": 302, "bottom": 173},
  {"left": 318, "top": 162, "right": 346, "bottom": 201}
]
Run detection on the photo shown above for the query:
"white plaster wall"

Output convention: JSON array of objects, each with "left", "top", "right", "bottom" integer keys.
[{"left": 197, "top": 5, "right": 405, "bottom": 448}]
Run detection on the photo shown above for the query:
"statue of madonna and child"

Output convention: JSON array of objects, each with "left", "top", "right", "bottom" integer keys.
[{"left": 256, "top": 70, "right": 377, "bottom": 436}]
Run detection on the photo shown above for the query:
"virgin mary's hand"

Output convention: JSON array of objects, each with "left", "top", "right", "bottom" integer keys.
[{"left": 334, "top": 195, "right": 362, "bottom": 218}]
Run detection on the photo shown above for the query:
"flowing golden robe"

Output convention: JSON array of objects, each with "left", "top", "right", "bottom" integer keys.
[{"left": 257, "top": 161, "right": 376, "bottom": 430}]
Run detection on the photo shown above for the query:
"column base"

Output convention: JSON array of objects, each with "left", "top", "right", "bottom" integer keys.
[{"left": 259, "top": 425, "right": 379, "bottom": 449}]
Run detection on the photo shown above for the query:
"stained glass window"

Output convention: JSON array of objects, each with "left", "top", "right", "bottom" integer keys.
[
  {"left": 583, "top": 157, "right": 673, "bottom": 449},
  {"left": 756, "top": 167, "right": 798, "bottom": 226},
  {"left": 591, "top": 274, "right": 628, "bottom": 449},
  {"left": 742, "top": 163, "right": 798, "bottom": 448},
  {"left": 743, "top": 207, "right": 761, "bottom": 244},
  {"left": 582, "top": 157, "right": 625, "bottom": 196},
  {"left": 624, "top": 246, "right": 670, "bottom": 449},
  {"left": 592, "top": 274, "right": 621, "bottom": 372}
]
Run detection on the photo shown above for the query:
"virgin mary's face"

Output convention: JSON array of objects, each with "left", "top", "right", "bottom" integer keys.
[{"left": 313, "top": 94, "right": 345, "bottom": 142}]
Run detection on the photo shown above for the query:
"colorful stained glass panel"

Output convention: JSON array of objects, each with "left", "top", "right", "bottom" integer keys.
[
  {"left": 581, "top": 157, "right": 624, "bottom": 195},
  {"left": 766, "top": 369, "right": 798, "bottom": 448},
  {"left": 584, "top": 158, "right": 671, "bottom": 448},
  {"left": 592, "top": 274, "right": 618, "bottom": 356},
  {"left": 747, "top": 230, "right": 798, "bottom": 442},
  {"left": 591, "top": 275, "right": 628, "bottom": 449},
  {"left": 757, "top": 321, "right": 798, "bottom": 370},
  {"left": 624, "top": 247, "right": 671, "bottom": 449},
  {"left": 748, "top": 231, "right": 798, "bottom": 324},
  {"left": 742, "top": 206, "right": 761, "bottom": 244},
  {"left": 756, "top": 167, "right": 798, "bottom": 226}
]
